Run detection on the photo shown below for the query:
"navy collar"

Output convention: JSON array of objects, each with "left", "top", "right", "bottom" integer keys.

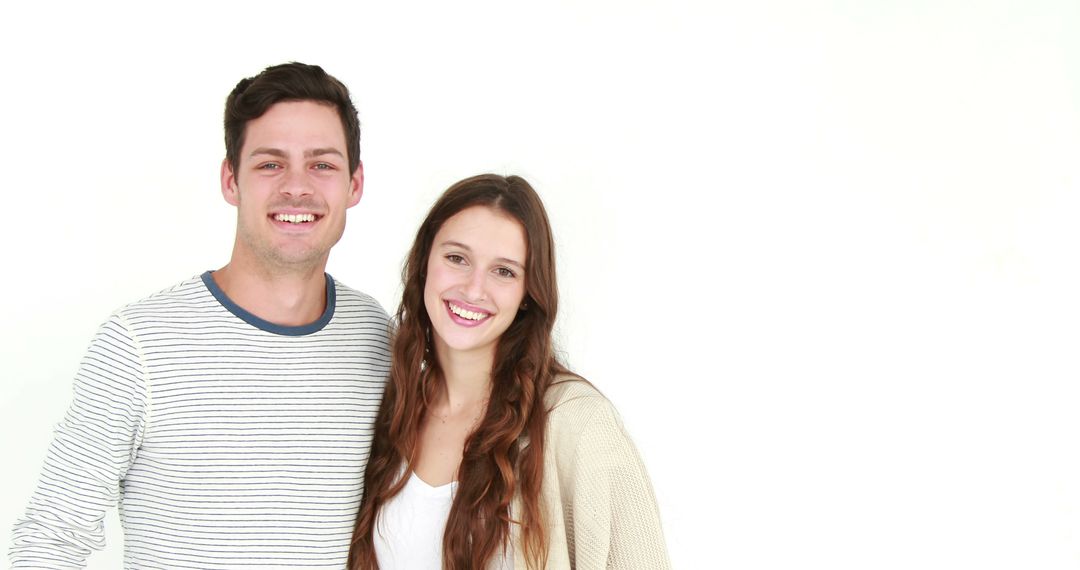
[{"left": 200, "top": 271, "right": 336, "bottom": 336}]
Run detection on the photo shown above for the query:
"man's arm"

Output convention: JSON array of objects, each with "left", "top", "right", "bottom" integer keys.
[{"left": 10, "top": 315, "right": 148, "bottom": 569}]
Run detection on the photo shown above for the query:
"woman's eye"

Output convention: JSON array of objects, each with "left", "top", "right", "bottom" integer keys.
[
  {"left": 446, "top": 254, "right": 465, "bottom": 264},
  {"left": 495, "top": 267, "right": 517, "bottom": 279}
]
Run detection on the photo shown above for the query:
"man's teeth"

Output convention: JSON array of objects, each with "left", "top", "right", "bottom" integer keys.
[
  {"left": 274, "top": 213, "right": 316, "bottom": 223},
  {"left": 449, "top": 303, "right": 488, "bottom": 321}
]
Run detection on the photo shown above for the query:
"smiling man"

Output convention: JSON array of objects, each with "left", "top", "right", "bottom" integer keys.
[{"left": 11, "top": 63, "right": 391, "bottom": 569}]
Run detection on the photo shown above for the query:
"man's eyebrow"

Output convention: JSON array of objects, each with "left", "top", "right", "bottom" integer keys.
[
  {"left": 248, "top": 147, "right": 288, "bottom": 159},
  {"left": 438, "top": 241, "right": 524, "bottom": 269},
  {"left": 305, "top": 148, "right": 345, "bottom": 159},
  {"left": 247, "top": 147, "right": 345, "bottom": 159}
]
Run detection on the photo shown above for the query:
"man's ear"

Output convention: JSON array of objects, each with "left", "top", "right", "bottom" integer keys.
[
  {"left": 221, "top": 158, "right": 240, "bottom": 206},
  {"left": 347, "top": 160, "right": 364, "bottom": 208}
]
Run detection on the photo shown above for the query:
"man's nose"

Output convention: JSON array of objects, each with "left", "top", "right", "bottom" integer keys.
[{"left": 281, "top": 167, "right": 314, "bottom": 198}]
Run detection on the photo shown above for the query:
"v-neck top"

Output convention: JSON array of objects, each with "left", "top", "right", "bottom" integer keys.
[{"left": 374, "top": 472, "right": 513, "bottom": 569}]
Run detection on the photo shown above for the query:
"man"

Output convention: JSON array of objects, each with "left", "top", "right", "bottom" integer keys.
[{"left": 10, "top": 63, "right": 391, "bottom": 568}]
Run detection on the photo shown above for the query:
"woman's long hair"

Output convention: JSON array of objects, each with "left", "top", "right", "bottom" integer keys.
[{"left": 349, "top": 174, "right": 567, "bottom": 569}]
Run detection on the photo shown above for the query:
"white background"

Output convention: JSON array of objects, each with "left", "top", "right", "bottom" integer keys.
[{"left": 2, "top": 1, "right": 1079, "bottom": 568}]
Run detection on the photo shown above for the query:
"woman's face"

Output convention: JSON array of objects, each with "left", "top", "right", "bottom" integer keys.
[{"left": 423, "top": 205, "right": 527, "bottom": 362}]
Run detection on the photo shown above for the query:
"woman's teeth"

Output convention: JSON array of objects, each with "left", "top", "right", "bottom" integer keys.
[{"left": 449, "top": 302, "right": 487, "bottom": 321}]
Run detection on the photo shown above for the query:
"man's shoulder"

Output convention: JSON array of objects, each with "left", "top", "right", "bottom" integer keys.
[
  {"left": 112, "top": 273, "right": 213, "bottom": 318},
  {"left": 331, "top": 277, "right": 391, "bottom": 323}
]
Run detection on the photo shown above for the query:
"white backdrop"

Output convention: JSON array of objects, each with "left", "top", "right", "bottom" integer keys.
[{"left": 3, "top": 1, "right": 1079, "bottom": 568}]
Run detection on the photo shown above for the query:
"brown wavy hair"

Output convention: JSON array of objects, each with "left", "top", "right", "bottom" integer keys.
[{"left": 349, "top": 174, "right": 568, "bottom": 569}]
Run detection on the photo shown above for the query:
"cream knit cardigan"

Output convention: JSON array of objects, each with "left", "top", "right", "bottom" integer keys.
[{"left": 511, "top": 377, "right": 671, "bottom": 569}]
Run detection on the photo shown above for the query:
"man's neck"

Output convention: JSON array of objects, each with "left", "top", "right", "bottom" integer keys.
[{"left": 211, "top": 260, "right": 329, "bottom": 327}]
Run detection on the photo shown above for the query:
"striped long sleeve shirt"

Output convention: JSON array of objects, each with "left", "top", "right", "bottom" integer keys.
[{"left": 11, "top": 272, "right": 391, "bottom": 569}]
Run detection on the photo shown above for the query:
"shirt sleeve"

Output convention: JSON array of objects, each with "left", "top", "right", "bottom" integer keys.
[
  {"left": 10, "top": 315, "right": 148, "bottom": 569},
  {"left": 566, "top": 398, "right": 671, "bottom": 570}
]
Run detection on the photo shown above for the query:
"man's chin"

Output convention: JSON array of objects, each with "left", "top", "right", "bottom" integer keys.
[{"left": 253, "top": 245, "right": 329, "bottom": 274}]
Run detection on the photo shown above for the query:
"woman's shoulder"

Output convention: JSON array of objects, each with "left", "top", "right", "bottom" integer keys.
[
  {"left": 543, "top": 374, "right": 623, "bottom": 436},
  {"left": 544, "top": 374, "right": 605, "bottom": 409}
]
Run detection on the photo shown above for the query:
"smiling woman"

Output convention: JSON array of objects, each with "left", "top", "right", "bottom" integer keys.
[
  {"left": 348, "top": 174, "right": 670, "bottom": 570},
  {"left": 425, "top": 206, "right": 528, "bottom": 358}
]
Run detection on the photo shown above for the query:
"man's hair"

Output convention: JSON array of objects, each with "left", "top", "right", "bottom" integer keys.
[{"left": 224, "top": 62, "right": 361, "bottom": 175}]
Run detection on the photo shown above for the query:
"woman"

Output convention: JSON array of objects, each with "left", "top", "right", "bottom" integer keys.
[{"left": 349, "top": 174, "right": 669, "bottom": 569}]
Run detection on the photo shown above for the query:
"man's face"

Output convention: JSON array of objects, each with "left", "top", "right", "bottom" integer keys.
[{"left": 221, "top": 100, "right": 363, "bottom": 273}]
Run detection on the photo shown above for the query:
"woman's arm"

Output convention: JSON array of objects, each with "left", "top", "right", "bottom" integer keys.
[{"left": 553, "top": 386, "right": 671, "bottom": 569}]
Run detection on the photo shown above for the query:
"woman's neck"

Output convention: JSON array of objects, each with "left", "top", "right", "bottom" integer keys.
[{"left": 434, "top": 344, "right": 494, "bottom": 411}]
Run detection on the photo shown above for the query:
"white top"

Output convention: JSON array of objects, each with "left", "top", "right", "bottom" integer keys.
[
  {"left": 374, "top": 472, "right": 455, "bottom": 569},
  {"left": 11, "top": 272, "right": 392, "bottom": 569},
  {"left": 375, "top": 472, "right": 513, "bottom": 570}
]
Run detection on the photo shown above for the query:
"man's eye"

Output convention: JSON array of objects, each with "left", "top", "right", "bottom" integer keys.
[
  {"left": 314, "top": 163, "right": 334, "bottom": 170},
  {"left": 258, "top": 163, "right": 281, "bottom": 170}
]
